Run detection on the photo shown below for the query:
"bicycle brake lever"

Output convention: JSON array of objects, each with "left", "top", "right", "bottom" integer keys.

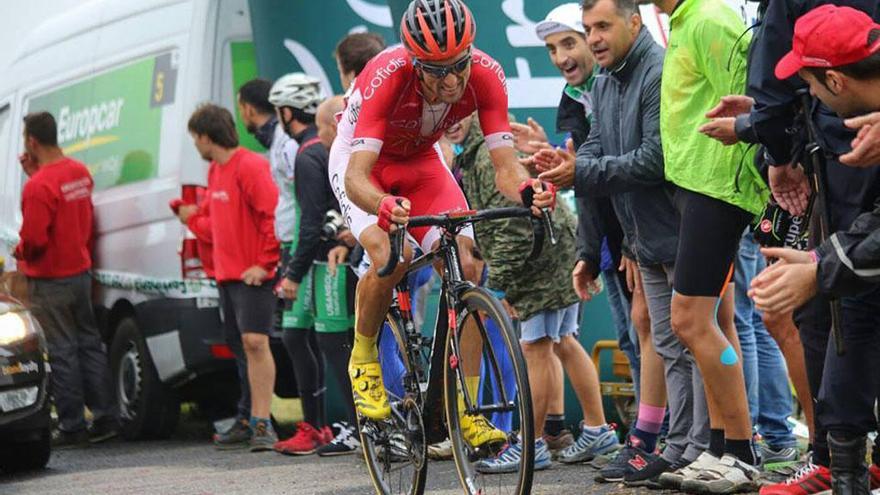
[
  {"left": 394, "top": 226, "right": 406, "bottom": 263},
  {"left": 541, "top": 208, "right": 557, "bottom": 245}
]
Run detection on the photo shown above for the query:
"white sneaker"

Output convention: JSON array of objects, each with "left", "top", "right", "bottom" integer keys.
[
  {"left": 428, "top": 438, "right": 453, "bottom": 460},
  {"left": 659, "top": 451, "right": 719, "bottom": 490},
  {"left": 682, "top": 454, "right": 760, "bottom": 494}
]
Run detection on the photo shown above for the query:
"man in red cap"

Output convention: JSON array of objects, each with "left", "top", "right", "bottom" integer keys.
[
  {"left": 774, "top": 4, "right": 880, "bottom": 170},
  {"left": 775, "top": 5, "right": 880, "bottom": 119},
  {"left": 750, "top": 6, "right": 880, "bottom": 495}
]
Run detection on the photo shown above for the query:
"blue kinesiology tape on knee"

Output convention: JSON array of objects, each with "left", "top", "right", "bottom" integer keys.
[{"left": 720, "top": 345, "right": 738, "bottom": 366}]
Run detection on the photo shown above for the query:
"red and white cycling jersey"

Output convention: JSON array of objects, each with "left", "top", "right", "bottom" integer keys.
[{"left": 336, "top": 45, "right": 514, "bottom": 159}]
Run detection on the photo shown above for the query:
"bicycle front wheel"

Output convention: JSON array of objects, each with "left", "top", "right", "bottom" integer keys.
[{"left": 444, "top": 287, "right": 534, "bottom": 495}]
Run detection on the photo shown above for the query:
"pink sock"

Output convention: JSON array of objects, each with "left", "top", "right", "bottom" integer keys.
[{"left": 635, "top": 403, "right": 665, "bottom": 434}]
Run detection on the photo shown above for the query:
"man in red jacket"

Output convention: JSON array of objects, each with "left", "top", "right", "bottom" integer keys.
[
  {"left": 15, "top": 111, "right": 118, "bottom": 447},
  {"left": 177, "top": 104, "right": 281, "bottom": 451}
]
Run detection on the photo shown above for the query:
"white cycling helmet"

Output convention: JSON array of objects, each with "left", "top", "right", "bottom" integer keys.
[{"left": 269, "top": 72, "right": 323, "bottom": 115}]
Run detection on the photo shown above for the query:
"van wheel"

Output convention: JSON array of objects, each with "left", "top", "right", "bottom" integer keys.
[
  {"left": 0, "top": 427, "right": 50, "bottom": 472},
  {"left": 109, "top": 317, "right": 180, "bottom": 439}
]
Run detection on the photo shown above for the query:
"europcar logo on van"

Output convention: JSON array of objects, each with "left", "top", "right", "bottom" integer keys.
[{"left": 57, "top": 98, "right": 126, "bottom": 153}]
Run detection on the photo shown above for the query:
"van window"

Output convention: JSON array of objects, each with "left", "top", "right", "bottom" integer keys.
[{"left": 26, "top": 51, "right": 178, "bottom": 191}]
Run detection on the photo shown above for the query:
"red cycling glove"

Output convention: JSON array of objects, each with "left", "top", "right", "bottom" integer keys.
[
  {"left": 377, "top": 195, "right": 407, "bottom": 232},
  {"left": 518, "top": 179, "right": 557, "bottom": 210}
]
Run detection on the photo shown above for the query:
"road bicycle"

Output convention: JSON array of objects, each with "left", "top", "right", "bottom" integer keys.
[{"left": 359, "top": 206, "right": 552, "bottom": 495}]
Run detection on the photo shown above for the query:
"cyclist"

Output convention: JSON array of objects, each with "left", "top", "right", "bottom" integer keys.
[{"left": 330, "top": 0, "right": 554, "bottom": 449}]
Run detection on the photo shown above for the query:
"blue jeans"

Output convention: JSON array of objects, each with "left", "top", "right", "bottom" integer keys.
[
  {"left": 734, "top": 231, "right": 797, "bottom": 449},
  {"left": 602, "top": 269, "right": 641, "bottom": 403}
]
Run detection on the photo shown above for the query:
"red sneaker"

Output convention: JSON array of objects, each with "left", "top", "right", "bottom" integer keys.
[
  {"left": 870, "top": 463, "right": 880, "bottom": 490},
  {"left": 759, "top": 464, "right": 832, "bottom": 495},
  {"left": 320, "top": 426, "right": 333, "bottom": 445},
  {"left": 273, "top": 422, "right": 324, "bottom": 455}
]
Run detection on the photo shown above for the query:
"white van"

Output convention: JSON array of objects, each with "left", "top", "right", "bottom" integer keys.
[{"left": 0, "top": 0, "right": 289, "bottom": 439}]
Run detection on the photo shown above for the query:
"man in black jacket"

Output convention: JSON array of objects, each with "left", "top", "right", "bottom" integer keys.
[
  {"left": 750, "top": 8, "right": 880, "bottom": 494},
  {"left": 526, "top": 3, "right": 647, "bottom": 458}
]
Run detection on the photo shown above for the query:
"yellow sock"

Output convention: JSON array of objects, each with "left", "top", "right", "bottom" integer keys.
[
  {"left": 350, "top": 331, "right": 379, "bottom": 365},
  {"left": 459, "top": 376, "right": 481, "bottom": 413}
]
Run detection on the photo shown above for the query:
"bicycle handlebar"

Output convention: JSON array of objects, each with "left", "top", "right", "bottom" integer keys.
[{"left": 377, "top": 207, "right": 553, "bottom": 277}]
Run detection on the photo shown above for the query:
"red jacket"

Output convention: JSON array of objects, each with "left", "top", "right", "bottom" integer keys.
[
  {"left": 187, "top": 148, "right": 279, "bottom": 282},
  {"left": 16, "top": 157, "right": 94, "bottom": 278}
]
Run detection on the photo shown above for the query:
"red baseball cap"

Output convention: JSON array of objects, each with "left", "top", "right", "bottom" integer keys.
[{"left": 775, "top": 5, "right": 880, "bottom": 80}]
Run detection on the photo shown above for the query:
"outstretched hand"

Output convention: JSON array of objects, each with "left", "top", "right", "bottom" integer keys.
[
  {"left": 768, "top": 164, "right": 811, "bottom": 216},
  {"left": 699, "top": 117, "right": 738, "bottom": 145},
  {"left": 841, "top": 112, "right": 880, "bottom": 167},
  {"left": 511, "top": 117, "right": 549, "bottom": 155},
  {"left": 705, "top": 95, "right": 754, "bottom": 119},
  {"left": 537, "top": 139, "right": 577, "bottom": 189}
]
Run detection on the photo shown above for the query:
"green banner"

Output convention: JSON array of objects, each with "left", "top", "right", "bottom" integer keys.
[
  {"left": 248, "top": 0, "right": 636, "bottom": 140},
  {"left": 28, "top": 53, "right": 175, "bottom": 191},
  {"left": 249, "top": 0, "right": 396, "bottom": 97},
  {"left": 250, "top": 1, "right": 753, "bottom": 140},
  {"left": 250, "top": 1, "right": 565, "bottom": 134}
]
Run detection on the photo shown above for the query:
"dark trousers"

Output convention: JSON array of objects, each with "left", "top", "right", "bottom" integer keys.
[
  {"left": 28, "top": 272, "right": 117, "bottom": 433},
  {"left": 796, "top": 289, "right": 880, "bottom": 463},
  {"left": 796, "top": 157, "right": 880, "bottom": 462}
]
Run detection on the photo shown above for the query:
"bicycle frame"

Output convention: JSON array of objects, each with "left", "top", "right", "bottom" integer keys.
[
  {"left": 386, "top": 225, "right": 468, "bottom": 444},
  {"left": 382, "top": 208, "right": 535, "bottom": 444},
  {"left": 362, "top": 206, "right": 544, "bottom": 495}
]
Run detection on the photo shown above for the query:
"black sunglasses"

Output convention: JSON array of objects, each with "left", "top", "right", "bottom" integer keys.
[{"left": 414, "top": 52, "right": 472, "bottom": 79}]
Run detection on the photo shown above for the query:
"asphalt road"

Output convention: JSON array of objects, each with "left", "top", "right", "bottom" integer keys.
[{"left": 1, "top": 417, "right": 665, "bottom": 495}]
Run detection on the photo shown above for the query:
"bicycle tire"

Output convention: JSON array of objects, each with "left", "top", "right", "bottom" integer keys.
[
  {"left": 359, "top": 312, "right": 428, "bottom": 495},
  {"left": 444, "top": 287, "right": 534, "bottom": 495}
]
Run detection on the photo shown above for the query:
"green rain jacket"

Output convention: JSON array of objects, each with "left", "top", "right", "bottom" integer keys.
[{"left": 660, "top": 0, "right": 769, "bottom": 216}]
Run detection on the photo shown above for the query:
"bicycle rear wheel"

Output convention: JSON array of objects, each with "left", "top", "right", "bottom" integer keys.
[
  {"left": 359, "top": 312, "right": 428, "bottom": 495},
  {"left": 444, "top": 287, "right": 534, "bottom": 495}
]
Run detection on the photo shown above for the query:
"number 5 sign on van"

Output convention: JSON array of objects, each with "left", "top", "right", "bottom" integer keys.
[{"left": 150, "top": 52, "right": 178, "bottom": 108}]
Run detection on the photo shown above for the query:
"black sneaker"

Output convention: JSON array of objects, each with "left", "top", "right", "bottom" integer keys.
[
  {"left": 213, "top": 418, "right": 252, "bottom": 450},
  {"left": 598, "top": 436, "right": 652, "bottom": 483},
  {"left": 624, "top": 453, "right": 672, "bottom": 488},
  {"left": 52, "top": 429, "right": 90, "bottom": 449},
  {"left": 88, "top": 418, "right": 120, "bottom": 444},
  {"left": 317, "top": 422, "right": 360, "bottom": 457},
  {"left": 248, "top": 420, "right": 278, "bottom": 452}
]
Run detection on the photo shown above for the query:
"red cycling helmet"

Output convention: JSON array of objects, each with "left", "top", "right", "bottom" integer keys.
[{"left": 400, "top": 0, "right": 476, "bottom": 61}]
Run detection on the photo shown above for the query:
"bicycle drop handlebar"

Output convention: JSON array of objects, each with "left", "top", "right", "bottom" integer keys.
[{"left": 377, "top": 206, "right": 554, "bottom": 277}]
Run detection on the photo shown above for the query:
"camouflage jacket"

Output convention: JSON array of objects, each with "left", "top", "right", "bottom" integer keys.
[{"left": 455, "top": 123, "right": 580, "bottom": 321}]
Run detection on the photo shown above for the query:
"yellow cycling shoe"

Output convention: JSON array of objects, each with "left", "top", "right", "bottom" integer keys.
[
  {"left": 349, "top": 361, "right": 391, "bottom": 421},
  {"left": 459, "top": 413, "right": 508, "bottom": 449}
]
